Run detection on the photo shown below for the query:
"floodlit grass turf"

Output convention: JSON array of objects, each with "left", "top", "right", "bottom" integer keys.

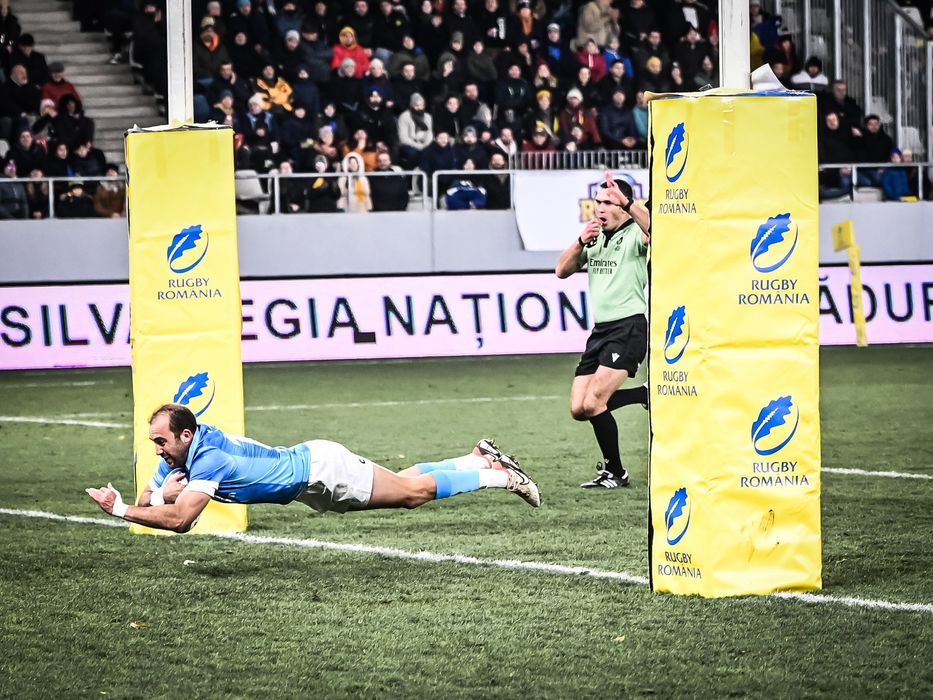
[{"left": 0, "top": 346, "right": 931, "bottom": 698}]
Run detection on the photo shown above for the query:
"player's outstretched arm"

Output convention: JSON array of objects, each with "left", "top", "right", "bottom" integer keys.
[{"left": 86, "top": 483, "right": 210, "bottom": 533}]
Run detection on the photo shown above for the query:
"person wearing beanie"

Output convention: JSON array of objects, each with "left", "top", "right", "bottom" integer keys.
[
  {"left": 193, "top": 16, "right": 231, "bottom": 82},
  {"left": 397, "top": 92, "right": 434, "bottom": 169},
  {"left": 41, "top": 61, "right": 81, "bottom": 108},
  {"left": 331, "top": 25, "right": 370, "bottom": 77},
  {"left": 12, "top": 33, "right": 50, "bottom": 87},
  {"left": 306, "top": 153, "right": 341, "bottom": 213}
]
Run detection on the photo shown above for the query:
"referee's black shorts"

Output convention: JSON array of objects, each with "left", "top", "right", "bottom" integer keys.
[{"left": 574, "top": 314, "right": 647, "bottom": 378}]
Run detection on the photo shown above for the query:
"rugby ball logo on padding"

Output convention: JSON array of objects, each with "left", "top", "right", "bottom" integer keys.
[
  {"left": 663, "top": 305, "right": 690, "bottom": 364},
  {"left": 665, "top": 487, "right": 691, "bottom": 545},
  {"left": 664, "top": 123, "right": 689, "bottom": 183},
  {"left": 750, "top": 213, "right": 798, "bottom": 273},
  {"left": 167, "top": 224, "right": 210, "bottom": 274},
  {"left": 173, "top": 371, "right": 216, "bottom": 418},
  {"left": 751, "top": 395, "right": 799, "bottom": 456}
]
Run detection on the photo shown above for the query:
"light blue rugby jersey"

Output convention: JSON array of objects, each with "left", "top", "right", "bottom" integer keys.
[{"left": 149, "top": 424, "right": 311, "bottom": 504}]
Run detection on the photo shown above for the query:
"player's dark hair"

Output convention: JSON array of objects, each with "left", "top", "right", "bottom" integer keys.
[
  {"left": 599, "top": 179, "right": 634, "bottom": 203},
  {"left": 149, "top": 403, "right": 198, "bottom": 438}
]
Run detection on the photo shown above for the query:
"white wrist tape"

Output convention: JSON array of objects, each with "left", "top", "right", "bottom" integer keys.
[
  {"left": 149, "top": 488, "right": 165, "bottom": 506},
  {"left": 112, "top": 501, "right": 128, "bottom": 518}
]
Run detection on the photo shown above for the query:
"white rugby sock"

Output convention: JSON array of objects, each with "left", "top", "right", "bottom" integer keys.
[
  {"left": 449, "top": 454, "right": 492, "bottom": 471},
  {"left": 478, "top": 469, "right": 510, "bottom": 489}
]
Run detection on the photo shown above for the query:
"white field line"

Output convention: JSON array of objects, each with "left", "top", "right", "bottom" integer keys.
[
  {"left": 1, "top": 380, "right": 114, "bottom": 388},
  {"left": 0, "top": 416, "right": 130, "bottom": 429},
  {"left": 823, "top": 467, "right": 933, "bottom": 481},
  {"left": 0, "top": 506, "right": 930, "bottom": 616},
  {"left": 34, "top": 395, "right": 562, "bottom": 419},
  {"left": 248, "top": 395, "right": 561, "bottom": 412}
]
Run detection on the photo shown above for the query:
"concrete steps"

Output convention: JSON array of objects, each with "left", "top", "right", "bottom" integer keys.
[{"left": 12, "top": 0, "right": 163, "bottom": 166}]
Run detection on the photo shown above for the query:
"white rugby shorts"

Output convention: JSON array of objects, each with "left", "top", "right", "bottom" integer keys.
[{"left": 294, "top": 440, "right": 375, "bottom": 513}]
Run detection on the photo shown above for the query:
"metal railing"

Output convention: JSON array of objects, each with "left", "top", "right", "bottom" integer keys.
[
  {"left": 240, "top": 170, "right": 429, "bottom": 214},
  {"left": 763, "top": 0, "right": 932, "bottom": 158},
  {"left": 512, "top": 150, "right": 649, "bottom": 171},
  {"left": 818, "top": 160, "right": 932, "bottom": 200},
  {"left": 3, "top": 161, "right": 930, "bottom": 219}
]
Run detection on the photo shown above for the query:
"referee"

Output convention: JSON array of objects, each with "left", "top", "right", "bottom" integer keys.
[{"left": 555, "top": 172, "right": 650, "bottom": 488}]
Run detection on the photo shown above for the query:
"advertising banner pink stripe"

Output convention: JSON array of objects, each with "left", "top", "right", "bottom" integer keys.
[{"left": 1, "top": 266, "right": 930, "bottom": 370}]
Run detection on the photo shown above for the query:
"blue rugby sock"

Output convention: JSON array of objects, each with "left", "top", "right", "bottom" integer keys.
[
  {"left": 414, "top": 459, "right": 457, "bottom": 474},
  {"left": 431, "top": 470, "right": 482, "bottom": 499}
]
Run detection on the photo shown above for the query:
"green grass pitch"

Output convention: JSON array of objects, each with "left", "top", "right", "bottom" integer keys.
[{"left": 0, "top": 346, "right": 931, "bottom": 698}]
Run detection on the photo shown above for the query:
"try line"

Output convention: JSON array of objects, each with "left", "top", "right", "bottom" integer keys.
[{"left": 0, "top": 507, "right": 929, "bottom": 616}]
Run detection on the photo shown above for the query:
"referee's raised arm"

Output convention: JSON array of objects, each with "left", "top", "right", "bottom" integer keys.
[
  {"left": 603, "top": 171, "right": 650, "bottom": 245},
  {"left": 556, "top": 218, "right": 600, "bottom": 278}
]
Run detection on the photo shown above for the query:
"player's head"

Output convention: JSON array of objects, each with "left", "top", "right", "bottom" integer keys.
[
  {"left": 148, "top": 404, "right": 197, "bottom": 468},
  {"left": 595, "top": 179, "right": 634, "bottom": 228}
]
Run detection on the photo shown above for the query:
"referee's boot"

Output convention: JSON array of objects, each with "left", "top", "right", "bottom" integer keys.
[{"left": 580, "top": 463, "right": 630, "bottom": 489}]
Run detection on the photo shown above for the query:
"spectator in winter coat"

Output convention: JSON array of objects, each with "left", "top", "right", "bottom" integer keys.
[
  {"left": 882, "top": 149, "right": 914, "bottom": 201},
  {"left": 192, "top": 18, "right": 230, "bottom": 83},
  {"left": 41, "top": 62, "right": 81, "bottom": 108},
  {"left": 857, "top": 114, "right": 894, "bottom": 186},
  {"left": 12, "top": 33, "right": 50, "bottom": 87},
  {"left": 331, "top": 58, "right": 364, "bottom": 114},
  {"left": 337, "top": 151, "right": 372, "bottom": 212},
  {"left": 445, "top": 159, "right": 488, "bottom": 210},
  {"left": 575, "top": 39, "right": 607, "bottom": 84},
  {"left": 277, "top": 159, "right": 309, "bottom": 213},
  {"left": 506, "top": 0, "right": 544, "bottom": 52},
  {"left": 291, "top": 65, "right": 322, "bottom": 116},
  {"left": 540, "top": 22, "right": 576, "bottom": 83},
  {"left": 419, "top": 131, "right": 458, "bottom": 193},
  {"left": 599, "top": 88, "right": 641, "bottom": 149},
  {"left": 483, "top": 150, "right": 511, "bottom": 209},
  {"left": 58, "top": 180, "right": 97, "bottom": 218},
  {"left": 433, "top": 94, "right": 465, "bottom": 140},
  {"left": 52, "top": 95, "right": 95, "bottom": 152},
  {"left": 791, "top": 55, "right": 830, "bottom": 92},
  {"left": 454, "top": 125, "right": 489, "bottom": 169},
  {"left": 495, "top": 64, "right": 532, "bottom": 118},
  {"left": 524, "top": 89, "right": 560, "bottom": 145},
  {"left": 0, "top": 64, "right": 40, "bottom": 141},
  {"left": 0, "top": 160, "right": 28, "bottom": 220},
  {"left": 818, "top": 111, "right": 856, "bottom": 199},
  {"left": 254, "top": 63, "right": 294, "bottom": 114},
  {"left": 331, "top": 26, "right": 370, "bottom": 78},
  {"left": 9, "top": 128, "right": 47, "bottom": 177},
  {"left": 306, "top": 154, "right": 341, "bottom": 212},
  {"left": 370, "top": 150, "right": 410, "bottom": 211},
  {"left": 93, "top": 163, "right": 126, "bottom": 218},
  {"left": 388, "top": 34, "right": 431, "bottom": 80},
  {"left": 558, "top": 88, "right": 601, "bottom": 149},
  {"left": 597, "top": 59, "right": 634, "bottom": 108},
  {"left": 362, "top": 58, "right": 396, "bottom": 111},
  {"left": 397, "top": 92, "right": 434, "bottom": 169},
  {"left": 575, "top": 0, "right": 619, "bottom": 50}
]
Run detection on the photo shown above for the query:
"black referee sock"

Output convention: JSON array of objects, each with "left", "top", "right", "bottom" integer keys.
[
  {"left": 589, "top": 410, "right": 625, "bottom": 476},
  {"left": 606, "top": 385, "right": 649, "bottom": 412}
]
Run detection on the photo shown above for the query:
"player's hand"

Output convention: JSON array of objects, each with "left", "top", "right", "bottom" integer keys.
[
  {"left": 85, "top": 482, "right": 126, "bottom": 517},
  {"left": 603, "top": 170, "right": 630, "bottom": 208},
  {"left": 162, "top": 471, "right": 188, "bottom": 504}
]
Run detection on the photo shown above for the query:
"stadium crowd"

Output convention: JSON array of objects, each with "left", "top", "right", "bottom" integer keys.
[{"left": 0, "top": 0, "right": 929, "bottom": 218}]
